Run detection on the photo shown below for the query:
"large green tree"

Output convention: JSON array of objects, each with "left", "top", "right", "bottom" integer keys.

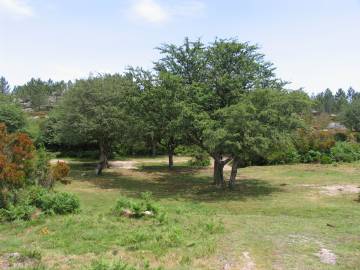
[
  {"left": 51, "top": 74, "right": 137, "bottom": 174},
  {"left": 129, "top": 68, "right": 186, "bottom": 168},
  {"left": 156, "top": 38, "right": 288, "bottom": 186},
  {"left": 219, "top": 89, "right": 310, "bottom": 188}
]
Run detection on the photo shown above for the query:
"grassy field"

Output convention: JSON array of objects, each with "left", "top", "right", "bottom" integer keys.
[{"left": 1, "top": 156, "right": 360, "bottom": 269}]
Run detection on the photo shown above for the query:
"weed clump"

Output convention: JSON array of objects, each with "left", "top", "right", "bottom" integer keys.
[
  {"left": 90, "top": 259, "right": 163, "bottom": 270},
  {"left": 0, "top": 186, "right": 80, "bottom": 222},
  {"left": 113, "top": 192, "right": 159, "bottom": 218}
]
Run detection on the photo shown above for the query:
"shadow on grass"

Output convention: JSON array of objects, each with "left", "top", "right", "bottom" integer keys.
[{"left": 68, "top": 162, "right": 282, "bottom": 202}]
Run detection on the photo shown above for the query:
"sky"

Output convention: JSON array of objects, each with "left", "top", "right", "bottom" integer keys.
[{"left": 0, "top": 0, "right": 360, "bottom": 94}]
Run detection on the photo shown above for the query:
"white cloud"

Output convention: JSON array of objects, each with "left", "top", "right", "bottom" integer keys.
[
  {"left": 130, "top": 0, "right": 205, "bottom": 23},
  {"left": 131, "top": 0, "right": 168, "bottom": 23},
  {"left": 0, "top": 0, "right": 34, "bottom": 18}
]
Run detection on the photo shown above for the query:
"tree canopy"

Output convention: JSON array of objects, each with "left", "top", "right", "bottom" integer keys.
[{"left": 49, "top": 74, "right": 138, "bottom": 174}]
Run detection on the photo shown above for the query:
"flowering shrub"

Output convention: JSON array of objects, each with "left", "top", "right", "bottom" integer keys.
[
  {"left": 51, "top": 162, "right": 70, "bottom": 182},
  {"left": 0, "top": 123, "right": 34, "bottom": 208}
]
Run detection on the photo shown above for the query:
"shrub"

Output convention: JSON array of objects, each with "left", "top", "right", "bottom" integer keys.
[
  {"left": 267, "top": 148, "right": 300, "bottom": 165},
  {"left": 113, "top": 192, "right": 159, "bottom": 218},
  {"left": 33, "top": 147, "right": 51, "bottom": 187},
  {"left": 51, "top": 161, "right": 70, "bottom": 183},
  {"left": 188, "top": 152, "right": 211, "bottom": 167},
  {"left": 330, "top": 142, "right": 360, "bottom": 163},
  {"left": 0, "top": 202, "right": 35, "bottom": 222},
  {"left": 0, "top": 124, "right": 34, "bottom": 208},
  {"left": 24, "top": 185, "right": 48, "bottom": 207},
  {"left": 1, "top": 187, "right": 80, "bottom": 222},
  {"left": 334, "top": 132, "right": 347, "bottom": 142},
  {"left": 320, "top": 154, "right": 334, "bottom": 164},
  {"left": 302, "top": 150, "right": 321, "bottom": 163},
  {"left": 175, "top": 145, "right": 211, "bottom": 167},
  {"left": 38, "top": 192, "right": 80, "bottom": 215},
  {"left": 0, "top": 100, "right": 26, "bottom": 133}
]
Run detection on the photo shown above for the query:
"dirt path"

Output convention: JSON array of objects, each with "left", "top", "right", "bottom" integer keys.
[
  {"left": 301, "top": 184, "right": 360, "bottom": 196},
  {"left": 109, "top": 160, "right": 138, "bottom": 169},
  {"left": 315, "top": 248, "right": 337, "bottom": 265}
]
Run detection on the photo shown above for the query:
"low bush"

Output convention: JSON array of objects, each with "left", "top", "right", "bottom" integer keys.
[
  {"left": 334, "top": 132, "right": 347, "bottom": 142},
  {"left": 267, "top": 148, "right": 300, "bottom": 165},
  {"left": 1, "top": 187, "right": 80, "bottom": 222},
  {"left": 25, "top": 185, "right": 48, "bottom": 207},
  {"left": 302, "top": 150, "right": 322, "bottom": 163},
  {"left": 0, "top": 202, "right": 35, "bottom": 222},
  {"left": 176, "top": 145, "right": 211, "bottom": 167},
  {"left": 38, "top": 192, "right": 80, "bottom": 215},
  {"left": 188, "top": 152, "right": 211, "bottom": 167},
  {"left": 320, "top": 154, "right": 334, "bottom": 164},
  {"left": 113, "top": 192, "right": 159, "bottom": 218},
  {"left": 331, "top": 142, "right": 360, "bottom": 163}
]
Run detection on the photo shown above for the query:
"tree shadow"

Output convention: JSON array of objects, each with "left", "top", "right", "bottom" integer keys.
[{"left": 68, "top": 162, "right": 283, "bottom": 202}]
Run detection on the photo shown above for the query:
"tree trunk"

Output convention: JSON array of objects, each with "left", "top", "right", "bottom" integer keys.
[
  {"left": 229, "top": 158, "right": 239, "bottom": 189},
  {"left": 151, "top": 134, "right": 156, "bottom": 156},
  {"left": 212, "top": 155, "right": 233, "bottom": 188},
  {"left": 96, "top": 142, "right": 108, "bottom": 175},
  {"left": 213, "top": 156, "right": 227, "bottom": 188},
  {"left": 213, "top": 159, "right": 219, "bottom": 184},
  {"left": 168, "top": 148, "right": 174, "bottom": 169}
]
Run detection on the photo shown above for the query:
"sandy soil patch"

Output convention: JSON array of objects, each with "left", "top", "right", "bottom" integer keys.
[
  {"left": 242, "top": 252, "right": 256, "bottom": 270},
  {"left": 315, "top": 248, "right": 337, "bottom": 265},
  {"left": 301, "top": 184, "right": 360, "bottom": 196},
  {"left": 109, "top": 160, "right": 138, "bottom": 169}
]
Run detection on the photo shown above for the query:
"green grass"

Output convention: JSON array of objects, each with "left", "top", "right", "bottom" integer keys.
[{"left": 1, "top": 158, "right": 360, "bottom": 269}]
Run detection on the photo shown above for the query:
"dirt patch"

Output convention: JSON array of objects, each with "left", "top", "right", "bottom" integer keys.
[
  {"left": 315, "top": 248, "right": 336, "bottom": 265},
  {"left": 319, "top": 185, "right": 360, "bottom": 196},
  {"left": 109, "top": 161, "right": 138, "bottom": 169},
  {"left": 301, "top": 184, "right": 360, "bottom": 196},
  {"left": 0, "top": 253, "right": 40, "bottom": 269},
  {"left": 242, "top": 252, "right": 256, "bottom": 270}
]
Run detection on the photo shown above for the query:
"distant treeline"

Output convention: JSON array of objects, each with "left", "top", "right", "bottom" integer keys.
[{"left": 312, "top": 87, "right": 359, "bottom": 114}]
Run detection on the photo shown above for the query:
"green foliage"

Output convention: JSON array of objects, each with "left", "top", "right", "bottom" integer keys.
[
  {"left": 330, "top": 142, "right": 360, "bottom": 163},
  {"left": 113, "top": 192, "right": 159, "bottom": 218},
  {"left": 188, "top": 151, "right": 211, "bottom": 167},
  {"left": 89, "top": 259, "right": 163, "bottom": 270},
  {"left": 1, "top": 186, "right": 80, "bottom": 222},
  {"left": 313, "top": 88, "right": 350, "bottom": 114},
  {"left": 181, "top": 146, "right": 211, "bottom": 167},
  {"left": 302, "top": 150, "right": 322, "bottom": 163},
  {"left": 33, "top": 147, "right": 51, "bottom": 187},
  {"left": 0, "top": 202, "right": 35, "bottom": 222},
  {"left": 37, "top": 192, "right": 80, "bottom": 215},
  {"left": 0, "top": 76, "right": 11, "bottom": 94},
  {"left": 13, "top": 78, "right": 67, "bottom": 111},
  {"left": 341, "top": 98, "right": 360, "bottom": 132},
  {"left": 334, "top": 132, "right": 347, "bottom": 142},
  {"left": 219, "top": 89, "right": 310, "bottom": 164},
  {"left": 128, "top": 69, "right": 186, "bottom": 166},
  {"left": 24, "top": 185, "right": 49, "bottom": 207},
  {"left": 48, "top": 74, "right": 138, "bottom": 170},
  {"left": 320, "top": 154, "right": 333, "bottom": 164},
  {"left": 0, "top": 95, "right": 26, "bottom": 133},
  {"left": 267, "top": 148, "right": 300, "bottom": 165}
]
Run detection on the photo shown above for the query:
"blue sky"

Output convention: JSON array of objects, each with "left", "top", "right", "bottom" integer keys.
[{"left": 0, "top": 0, "right": 360, "bottom": 94}]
